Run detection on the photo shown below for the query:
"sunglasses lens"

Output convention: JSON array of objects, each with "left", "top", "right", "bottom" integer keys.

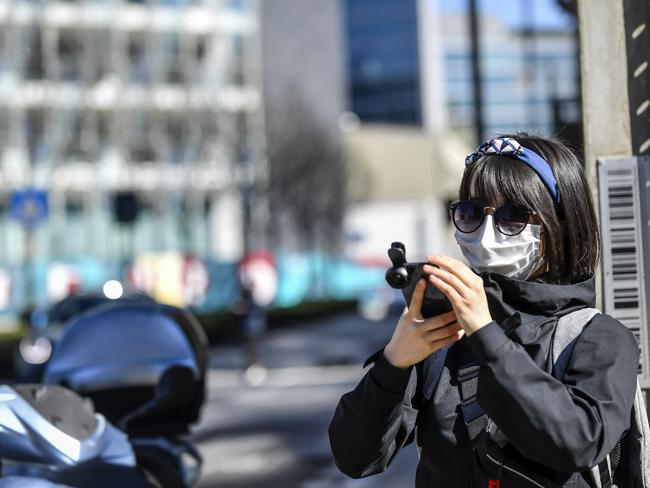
[
  {"left": 453, "top": 201, "right": 484, "bottom": 233},
  {"left": 495, "top": 204, "right": 530, "bottom": 236}
]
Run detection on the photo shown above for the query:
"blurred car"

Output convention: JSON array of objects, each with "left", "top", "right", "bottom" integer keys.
[
  {"left": 357, "top": 286, "right": 405, "bottom": 321},
  {"left": 14, "top": 290, "right": 155, "bottom": 383}
]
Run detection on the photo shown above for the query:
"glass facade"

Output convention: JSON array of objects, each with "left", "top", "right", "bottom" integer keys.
[
  {"left": 0, "top": 0, "right": 264, "bottom": 311},
  {"left": 444, "top": 34, "right": 580, "bottom": 139},
  {"left": 441, "top": 3, "right": 580, "bottom": 141},
  {"left": 344, "top": 0, "right": 423, "bottom": 125},
  {"left": 343, "top": 0, "right": 579, "bottom": 140}
]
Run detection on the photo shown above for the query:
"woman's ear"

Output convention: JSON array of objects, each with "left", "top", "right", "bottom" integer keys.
[{"left": 541, "top": 225, "right": 550, "bottom": 273}]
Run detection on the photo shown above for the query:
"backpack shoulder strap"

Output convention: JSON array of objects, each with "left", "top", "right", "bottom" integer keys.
[
  {"left": 552, "top": 307, "right": 600, "bottom": 380},
  {"left": 417, "top": 344, "right": 452, "bottom": 400},
  {"left": 630, "top": 379, "right": 650, "bottom": 487},
  {"left": 552, "top": 308, "right": 650, "bottom": 488},
  {"left": 552, "top": 308, "right": 614, "bottom": 487}
]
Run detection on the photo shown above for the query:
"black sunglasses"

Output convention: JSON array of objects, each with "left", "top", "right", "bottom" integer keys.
[{"left": 448, "top": 200, "right": 535, "bottom": 236}]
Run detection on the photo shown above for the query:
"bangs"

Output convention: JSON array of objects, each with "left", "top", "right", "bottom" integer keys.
[{"left": 459, "top": 155, "right": 550, "bottom": 211}]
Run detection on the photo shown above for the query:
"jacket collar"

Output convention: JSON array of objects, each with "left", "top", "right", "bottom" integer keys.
[{"left": 480, "top": 273, "right": 596, "bottom": 342}]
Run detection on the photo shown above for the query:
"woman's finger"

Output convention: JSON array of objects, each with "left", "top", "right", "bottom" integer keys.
[
  {"left": 420, "top": 310, "right": 457, "bottom": 332},
  {"left": 429, "top": 271, "right": 464, "bottom": 305},
  {"left": 407, "top": 278, "right": 427, "bottom": 320},
  {"left": 428, "top": 329, "right": 465, "bottom": 351},
  {"left": 423, "top": 321, "right": 462, "bottom": 341},
  {"left": 427, "top": 255, "right": 479, "bottom": 288},
  {"left": 425, "top": 265, "right": 467, "bottom": 298}
]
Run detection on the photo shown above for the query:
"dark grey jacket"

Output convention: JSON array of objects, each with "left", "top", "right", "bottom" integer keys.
[{"left": 328, "top": 274, "right": 640, "bottom": 487}]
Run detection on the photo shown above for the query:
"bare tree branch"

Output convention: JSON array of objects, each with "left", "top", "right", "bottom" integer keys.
[{"left": 265, "top": 96, "right": 347, "bottom": 253}]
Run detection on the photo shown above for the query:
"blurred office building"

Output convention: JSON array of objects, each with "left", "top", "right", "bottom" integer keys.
[
  {"left": 261, "top": 0, "right": 346, "bottom": 139},
  {"left": 341, "top": 0, "right": 463, "bottom": 265},
  {"left": 0, "top": 0, "right": 265, "bottom": 311},
  {"left": 344, "top": 0, "right": 580, "bottom": 142},
  {"left": 343, "top": 125, "right": 465, "bottom": 264},
  {"left": 340, "top": 0, "right": 580, "bottom": 265},
  {"left": 259, "top": 0, "right": 460, "bottom": 271},
  {"left": 344, "top": 0, "right": 424, "bottom": 126},
  {"left": 441, "top": 3, "right": 580, "bottom": 143},
  {"left": 260, "top": 0, "right": 347, "bottom": 256},
  {"left": 260, "top": 0, "right": 453, "bottom": 309}
]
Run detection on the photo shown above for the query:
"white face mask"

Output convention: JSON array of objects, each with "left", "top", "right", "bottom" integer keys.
[{"left": 454, "top": 215, "right": 545, "bottom": 280}]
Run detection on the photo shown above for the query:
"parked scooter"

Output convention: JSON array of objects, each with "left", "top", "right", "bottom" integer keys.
[
  {"left": 0, "top": 383, "right": 156, "bottom": 488},
  {"left": 0, "top": 301, "right": 208, "bottom": 487},
  {"left": 15, "top": 291, "right": 156, "bottom": 383},
  {"left": 43, "top": 302, "right": 209, "bottom": 488}
]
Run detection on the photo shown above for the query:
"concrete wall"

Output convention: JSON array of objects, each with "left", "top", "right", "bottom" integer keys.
[
  {"left": 578, "top": 0, "right": 633, "bottom": 309},
  {"left": 342, "top": 124, "right": 469, "bottom": 264},
  {"left": 344, "top": 124, "right": 467, "bottom": 202},
  {"left": 260, "top": 0, "right": 347, "bottom": 136}
]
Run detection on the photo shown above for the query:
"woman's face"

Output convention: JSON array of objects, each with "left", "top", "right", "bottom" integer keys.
[{"left": 466, "top": 175, "right": 548, "bottom": 278}]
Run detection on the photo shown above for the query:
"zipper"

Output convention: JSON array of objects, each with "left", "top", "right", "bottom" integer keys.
[{"left": 485, "top": 453, "right": 546, "bottom": 488}]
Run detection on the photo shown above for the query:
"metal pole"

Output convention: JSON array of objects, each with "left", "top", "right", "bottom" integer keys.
[
  {"left": 577, "top": 0, "right": 641, "bottom": 407},
  {"left": 25, "top": 227, "right": 35, "bottom": 307},
  {"left": 521, "top": 0, "right": 536, "bottom": 128},
  {"left": 244, "top": 0, "right": 269, "bottom": 253},
  {"left": 577, "top": 0, "right": 632, "bottom": 312},
  {"left": 623, "top": 0, "right": 650, "bottom": 155},
  {"left": 468, "top": 0, "right": 484, "bottom": 144}
]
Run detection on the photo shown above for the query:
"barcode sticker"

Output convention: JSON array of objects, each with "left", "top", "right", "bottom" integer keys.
[{"left": 599, "top": 159, "right": 649, "bottom": 386}]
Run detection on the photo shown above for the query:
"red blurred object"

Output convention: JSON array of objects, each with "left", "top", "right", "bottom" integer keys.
[{"left": 238, "top": 251, "right": 278, "bottom": 307}]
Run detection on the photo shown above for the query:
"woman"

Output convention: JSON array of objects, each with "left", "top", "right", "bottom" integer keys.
[{"left": 328, "top": 134, "right": 640, "bottom": 487}]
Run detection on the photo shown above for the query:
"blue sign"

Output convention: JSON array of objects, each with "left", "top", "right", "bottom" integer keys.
[{"left": 10, "top": 189, "right": 49, "bottom": 228}]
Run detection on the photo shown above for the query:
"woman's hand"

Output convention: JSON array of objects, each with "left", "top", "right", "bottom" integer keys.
[
  {"left": 384, "top": 279, "right": 465, "bottom": 369},
  {"left": 423, "top": 255, "right": 493, "bottom": 337}
]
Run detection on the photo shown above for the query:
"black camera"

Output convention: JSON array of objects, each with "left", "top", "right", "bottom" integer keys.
[{"left": 385, "top": 242, "right": 453, "bottom": 318}]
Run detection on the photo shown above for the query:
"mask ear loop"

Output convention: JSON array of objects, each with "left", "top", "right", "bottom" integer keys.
[
  {"left": 531, "top": 224, "right": 549, "bottom": 278},
  {"left": 540, "top": 225, "right": 549, "bottom": 273}
]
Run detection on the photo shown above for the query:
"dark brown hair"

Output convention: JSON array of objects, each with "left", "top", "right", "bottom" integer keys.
[{"left": 459, "top": 132, "right": 600, "bottom": 284}]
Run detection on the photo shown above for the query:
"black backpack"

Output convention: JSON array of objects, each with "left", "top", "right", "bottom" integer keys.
[
  {"left": 549, "top": 308, "right": 650, "bottom": 487},
  {"left": 428, "top": 308, "right": 650, "bottom": 487}
]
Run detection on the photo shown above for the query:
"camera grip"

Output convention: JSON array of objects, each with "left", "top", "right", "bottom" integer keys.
[{"left": 401, "top": 263, "right": 453, "bottom": 318}]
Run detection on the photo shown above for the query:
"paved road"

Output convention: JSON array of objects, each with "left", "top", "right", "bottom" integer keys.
[{"left": 192, "top": 310, "right": 418, "bottom": 488}]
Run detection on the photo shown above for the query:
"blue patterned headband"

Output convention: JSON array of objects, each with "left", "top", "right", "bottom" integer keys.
[{"left": 465, "top": 137, "right": 561, "bottom": 204}]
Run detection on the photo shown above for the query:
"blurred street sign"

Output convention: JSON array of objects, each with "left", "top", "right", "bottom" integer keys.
[
  {"left": 239, "top": 251, "right": 278, "bottom": 307},
  {"left": 0, "top": 269, "right": 10, "bottom": 311},
  {"left": 46, "top": 263, "right": 81, "bottom": 302},
  {"left": 9, "top": 189, "right": 48, "bottom": 228},
  {"left": 129, "top": 252, "right": 210, "bottom": 307}
]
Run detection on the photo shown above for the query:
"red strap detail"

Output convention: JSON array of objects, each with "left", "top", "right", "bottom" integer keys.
[{"left": 488, "top": 481, "right": 501, "bottom": 488}]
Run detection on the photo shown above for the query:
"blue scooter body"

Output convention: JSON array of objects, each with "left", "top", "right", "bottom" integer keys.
[{"left": 0, "top": 384, "right": 154, "bottom": 487}]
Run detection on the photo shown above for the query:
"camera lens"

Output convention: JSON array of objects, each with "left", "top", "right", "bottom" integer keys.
[{"left": 386, "top": 268, "right": 409, "bottom": 289}]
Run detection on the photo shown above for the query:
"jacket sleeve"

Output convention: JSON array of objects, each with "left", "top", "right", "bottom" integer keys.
[
  {"left": 465, "top": 314, "right": 640, "bottom": 473},
  {"left": 328, "top": 350, "right": 419, "bottom": 479}
]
